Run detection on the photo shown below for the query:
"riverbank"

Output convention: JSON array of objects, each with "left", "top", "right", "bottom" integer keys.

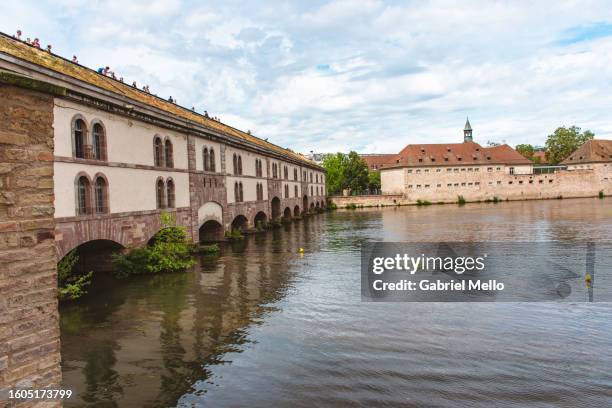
[{"left": 328, "top": 190, "right": 608, "bottom": 209}]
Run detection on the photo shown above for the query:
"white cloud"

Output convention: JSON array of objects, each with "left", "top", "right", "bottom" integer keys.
[{"left": 2, "top": 0, "right": 612, "bottom": 154}]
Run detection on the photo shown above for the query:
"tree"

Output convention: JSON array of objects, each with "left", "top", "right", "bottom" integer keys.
[
  {"left": 322, "top": 153, "right": 348, "bottom": 195},
  {"left": 344, "top": 151, "right": 369, "bottom": 193},
  {"left": 321, "top": 151, "right": 370, "bottom": 195},
  {"left": 368, "top": 171, "right": 381, "bottom": 192},
  {"left": 545, "top": 126, "right": 594, "bottom": 164},
  {"left": 515, "top": 144, "right": 535, "bottom": 160}
]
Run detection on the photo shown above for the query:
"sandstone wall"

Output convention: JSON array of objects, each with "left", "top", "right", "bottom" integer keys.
[
  {"left": 331, "top": 166, "right": 612, "bottom": 207},
  {"left": 0, "top": 84, "right": 61, "bottom": 406}
]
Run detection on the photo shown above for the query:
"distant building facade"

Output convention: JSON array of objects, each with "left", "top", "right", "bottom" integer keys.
[{"left": 366, "top": 120, "right": 611, "bottom": 203}]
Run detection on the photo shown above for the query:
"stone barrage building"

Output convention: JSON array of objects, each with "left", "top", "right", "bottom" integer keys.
[
  {"left": 0, "top": 33, "right": 326, "bottom": 261},
  {"left": 0, "top": 32, "right": 327, "bottom": 398},
  {"left": 368, "top": 120, "right": 612, "bottom": 203}
]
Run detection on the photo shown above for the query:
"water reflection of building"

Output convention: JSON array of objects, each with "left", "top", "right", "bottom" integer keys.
[{"left": 60, "top": 219, "right": 324, "bottom": 407}]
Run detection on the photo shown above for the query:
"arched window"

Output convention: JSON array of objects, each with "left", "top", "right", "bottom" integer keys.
[
  {"left": 210, "top": 149, "right": 216, "bottom": 172},
  {"left": 203, "top": 148, "right": 209, "bottom": 171},
  {"left": 294, "top": 168, "right": 298, "bottom": 180},
  {"left": 92, "top": 122, "right": 106, "bottom": 161},
  {"left": 156, "top": 178, "right": 166, "bottom": 209},
  {"left": 310, "top": 185, "right": 313, "bottom": 196},
  {"left": 284, "top": 184, "right": 289, "bottom": 198},
  {"left": 164, "top": 139, "right": 174, "bottom": 168},
  {"left": 303, "top": 170, "right": 307, "bottom": 181},
  {"left": 310, "top": 172, "right": 313, "bottom": 183},
  {"left": 233, "top": 154, "right": 238, "bottom": 175},
  {"left": 294, "top": 185, "right": 298, "bottom": 197},
  {"left": 94, "top": 176, "right": 108, "bottom": 214},
  {"left": 284, "top": 166, "right": 288, "bottom": 180},
  {"left": 234, "top": 182, "right": 239, "bottom": 202},
  {"left": 237, "top": 156, "right": 242, "bottom": 175},
  {"left": 77, "top": 176, "right": 90, "bottom": 215},
  {"left": 239, "top": 182, "right": 244, "bottom": 202},
  {"left": 167, "top": 178, "right": 175, "bottom": 208},
  {"left": 154, "top": 137, "right": 164, "bottom": 167},
  {"left": 74, "top": 119, "right": 86, "bottom": 159}
]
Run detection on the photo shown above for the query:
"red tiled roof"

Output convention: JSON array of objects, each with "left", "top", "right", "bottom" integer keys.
[
  {"left": 360, "top": 154, "right": 397, "bottom": 170},
  {"left": 384, "top": 141, "right": 531, "bottom": 168},
  {"left": 562, "top": 139, "right": 612, "bottom": 164}
]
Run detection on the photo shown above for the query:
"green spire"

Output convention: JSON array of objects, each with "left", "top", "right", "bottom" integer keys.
[{"left": 464, "top": 117, "right": 472, "bottom": 131}]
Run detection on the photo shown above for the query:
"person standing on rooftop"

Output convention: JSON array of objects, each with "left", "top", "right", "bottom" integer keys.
[
  {"left": 46, "top": 44, "right": 52, "bottom": 53},
  {"left": 32, "top": 38, "right": 40, "bottom": 48},
  {"left": 72, "top": 55, "right": 78, "bottom": 63},
  {"left": 14, "top": 30, "right": 21, "bottom": 40}
]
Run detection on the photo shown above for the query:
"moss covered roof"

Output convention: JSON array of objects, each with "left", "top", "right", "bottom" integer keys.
[{"left": 0, "top": 33, "right": 318, "bottom": 167}]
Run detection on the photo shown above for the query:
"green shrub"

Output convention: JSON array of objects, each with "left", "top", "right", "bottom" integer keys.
[
  {"left": 599, "top": 190, "right": 605, "bottom": 199},
  {"left": 57, "top": 250, "right": 93, "bottom": 301},
  {"left": 457, "top": 195, "right": 466, "bottom": 206},
  {"left": 327, "top": 202, "right": 337, "bottom": 211},
  {"left": 346, "top": 203, "right": 357, "bottom": 210},
  {"left": 416, "top": 199, "right": 432, "bottom": 206},
  {"left": 112, "top": 212, "right": 194, "bottom": 278}
]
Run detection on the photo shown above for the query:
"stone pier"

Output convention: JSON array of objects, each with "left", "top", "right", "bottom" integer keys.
[{"left": 0, "top": 83, "right": 62, "bottom": 407}]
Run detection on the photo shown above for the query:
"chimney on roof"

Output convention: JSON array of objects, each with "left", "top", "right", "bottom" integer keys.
[{"left": 464, "top": 117, "right": 473, "bottom": 143}]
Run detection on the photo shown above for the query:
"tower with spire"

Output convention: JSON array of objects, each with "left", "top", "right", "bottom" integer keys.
[{"left": 463, "top": 117, "right": 473, "bottom": 142}]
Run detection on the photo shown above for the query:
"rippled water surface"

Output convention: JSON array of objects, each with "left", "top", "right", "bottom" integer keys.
[{"left": 61, "top": 198, "right": 612, "bottom": 407}]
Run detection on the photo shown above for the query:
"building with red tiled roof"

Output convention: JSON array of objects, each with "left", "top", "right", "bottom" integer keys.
[
  {"left": 379, "top": 120, "right": 535, "bottom": 197},
  {"left": 562, "top": 139, "right": 612, "bottom": 167}
]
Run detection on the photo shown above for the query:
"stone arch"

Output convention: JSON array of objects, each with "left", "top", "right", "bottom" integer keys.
[
  {"left": 294, "top": 205, "right": 300, "bottom": 217},
  {"left": 283, "top": 207, "right": 292, "bottom": 219},
  {"left": 59, "top": 238, "right": 125, "bottom": 274},
  {"left": 310, "top": 202, "right": 315, "bottom": 211},
  {"left": 302, "top": 195, "right": 308, "bottom": 214},
  {"left": 254, "top": 211, "right": 267, "bottom": 228},
  {"left": 199, "top": 220, "right": 223, "bottom": 242},
  {"left": 231, "top": 214, "right": 248, "bottom": 232},
  {"left": 89, "top": 118, "right": 107, "bottom": 161},
  {"left": 271, "top": 196, "right": 281, "bottom": 220},
  {"left": 197, "top": 201, "right": 223, "bottom": 227},
  {"left": 315, "top": 201, "right": 320, "bottom": 208}
]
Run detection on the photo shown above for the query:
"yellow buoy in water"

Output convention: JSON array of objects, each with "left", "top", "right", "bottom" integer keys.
[{"left": 298, "top": 247, "right": 304, "bottom": 253}]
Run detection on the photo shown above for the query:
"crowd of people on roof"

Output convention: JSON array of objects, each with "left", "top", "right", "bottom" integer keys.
[{"left": 11, "top": 29, "right": 225, "bottom": 122}]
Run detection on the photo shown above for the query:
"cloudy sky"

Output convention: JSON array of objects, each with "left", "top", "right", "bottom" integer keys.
[{"left": 2, "top": 0, "right": 612, "bottom": 154}]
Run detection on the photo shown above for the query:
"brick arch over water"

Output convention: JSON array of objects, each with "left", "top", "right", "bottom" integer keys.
[{"left": 55, "top": 208, "right": 192, "bottom": 259}]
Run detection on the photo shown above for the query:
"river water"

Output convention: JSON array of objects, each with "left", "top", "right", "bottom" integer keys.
[{"left": 60, "top": 198, "right": 612, "bottom": 407}]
